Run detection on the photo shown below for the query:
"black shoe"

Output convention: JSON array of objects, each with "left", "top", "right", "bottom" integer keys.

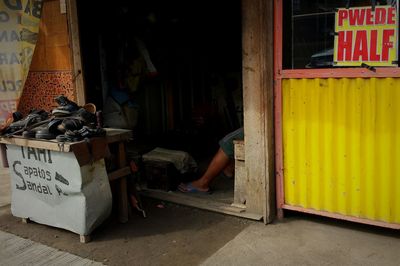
[
  {"left": 62, "top": 118, "right": 84, "bottom": 131},
  {"left": 47, "top": 118, "right": 63, "bottom": 134},
  {"left": 22, "top": 130, "right": 36, "bottom": 138},
  {"left": 56, "top": 134, "right": 79, "bottom": 142},
  {"left": 21, "top": 118, "right": 62, "bottom": 139},
  {"left": 55, "top": 126, "right": 105, "bottom": 143},
  {"left": 52, "top": 95, "right": 79, "bottom": 116},
  {"left": 56, "top": 130, "right": 81, "bottom": 142},
  {"left": 61, "top": 108, "right": 97, "bottom": 129},
  {"left": 77, "top": 126, "right": 106, "bottom": 138},
  {"left": 8, "top": 109, "right": 49, "bottom": 134},
  {"left": 22, "top": 122, "right": 48, "bottom": 139},
  {"left": 35, "top": 128, "right": 57, "bottom": 140},
  {"left": 12, "top": 111, "right": 23, "bottom": 122},
  {"left": 74, "top": 108, "right": 96, "bottom": 127}
]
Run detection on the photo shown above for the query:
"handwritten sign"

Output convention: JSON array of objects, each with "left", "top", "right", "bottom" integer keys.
[
  {"left": 0, "top": 0, "right": 43, "bottom": 125},
  {"left": 334, "top": 5, "right": 398, "bottom": 67},
  {"left": 6, "top": 144, "right": 112, "bottom": 235}
]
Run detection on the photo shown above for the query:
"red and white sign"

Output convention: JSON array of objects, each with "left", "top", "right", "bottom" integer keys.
[{"left": 334, "top": 5, "right": 398, "bottom": 67}]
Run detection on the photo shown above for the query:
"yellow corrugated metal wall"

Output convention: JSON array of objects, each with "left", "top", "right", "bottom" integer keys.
[{"left": 283, "top": 78, "right": 400, "bottom": 224}]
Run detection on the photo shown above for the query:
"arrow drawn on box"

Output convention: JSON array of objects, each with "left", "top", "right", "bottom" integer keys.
[
  {"left": 55, "top": 172, "right": 69, "bottom": 186},
  {"left": 55, "top": 184, "right": 68, "bottom": 196}
]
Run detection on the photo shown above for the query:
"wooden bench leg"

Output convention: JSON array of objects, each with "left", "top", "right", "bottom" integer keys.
[
  {"left": 80, "top": 235, "right": 91, "bottom": 243},
  {"left": 118, "top": 177, "right": 129, "bottom": 223},
  {"left": 117, "top": 142, "right": 129, "bottom": 223}
]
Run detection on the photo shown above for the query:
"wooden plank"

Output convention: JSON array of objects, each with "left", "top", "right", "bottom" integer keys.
[
  {"left": 242, "top": 0, "right": 275, "bottom": 223},
  {"left": 233, "top": 160, "right": 247, "bottom": 205},
  {"left": 231, "top": 203, "right": 246, "bottom": 209},
  {"left": 108, "top": 166, "right": 131, "bottom": 181},
  {"left": 0, "top": 137, "right": 73, "bottom": 152},
  {"left": 234, "top": 140, "right": 245, "bottom": 161},
  {"left": 0, "top": 129, "right": 130, "bottom": 155},
  {"left": 66, "top": 0, "right": 86, "bottom": 105},
  {"left": 274, "top": 0, "right": 284, "bottom": 220},
  {"left": 233, "top": 140, "right": 246, "bottom": 205},
  {"left": 105, "top": 128, "right": 132, "bottom": 144},
  {"left": 1, "top": 144, "right": 8, "bottom": 168},
  {"left": 117, "top": 142, "right": 129, "bottom": 223},
  {"left": 71, "top": 138, "right": 108, "bottom": 166},
  {"left": 98, "top": 35, "right": 109, "bottom": 106},
  {"left": 79, "top": 235, "right": 91, "bottom": 243},
  {"left": 141, "top": 189, "right": 263, "bottom": 221}
]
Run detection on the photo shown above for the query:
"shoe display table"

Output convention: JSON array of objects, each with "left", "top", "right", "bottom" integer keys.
[{"left": 0, "top": 128, "right": 132, "bottom": 243}]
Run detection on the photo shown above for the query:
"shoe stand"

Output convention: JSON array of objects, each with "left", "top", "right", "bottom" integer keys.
[{"left": 0, "top": 128, "right": 132, "bottom": 243}]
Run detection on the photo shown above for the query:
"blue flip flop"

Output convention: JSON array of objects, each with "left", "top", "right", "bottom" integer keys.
[{"left": 178, "top": 183, "right": 211, "bottom": 194}]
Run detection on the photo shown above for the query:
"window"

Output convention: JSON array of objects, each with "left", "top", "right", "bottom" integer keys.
[{"left": 282, "top": 0, "right": 399, "bottom": 69}]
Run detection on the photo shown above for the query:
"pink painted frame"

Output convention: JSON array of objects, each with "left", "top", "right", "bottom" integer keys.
[{"left": 274, "top": 0, "right": 284, "bottom": 220}]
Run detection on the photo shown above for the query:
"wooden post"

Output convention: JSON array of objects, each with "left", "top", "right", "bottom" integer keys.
[
  {"left": 0, "top": 144, "right": 8, "bottom": 168},
  {"left": 80, "top": 235, "right": 91, "bottom": 243},
  {"left": 66, "top": 0, "right": 86, "bottom": 105},
  {"left": 274, "top": 0, "right": 285, "bottom": 220},
  {"left": 242, "top": 0, "right": 275, "bottom": 223},
  {"left": 233, "top": 140, "right": 246, "bottom": 207},
  {"left": 117, "top": 142, "right": 129, "bottom": 223}
]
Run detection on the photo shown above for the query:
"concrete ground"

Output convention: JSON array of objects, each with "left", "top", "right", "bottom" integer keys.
[
  {"left": 0, "top": 166, "right": 10, "bottom": 208},
  {"left": 203, "top": 218, "right": 400, "bottom": 266},
  {"left": 1, "top": 165, "right": 400, "bottom": 265},
  {"left": 0, "top": 230, "right": 102, "bottom": 266}
]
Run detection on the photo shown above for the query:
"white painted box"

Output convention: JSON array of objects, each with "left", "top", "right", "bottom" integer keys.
[{"left": 6, "top": 144, "right": 112, "bottom": 236}]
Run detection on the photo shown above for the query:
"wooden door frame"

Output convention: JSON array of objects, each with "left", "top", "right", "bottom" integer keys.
[
  {"left": 242, "top": 0, "right": 275, "bottom": 223},
  {"left": 66, "top": 0, "right": 276, "bottom": 222},
  {"left": 66, "top": 0, "right": 85, "bottom": 106}
]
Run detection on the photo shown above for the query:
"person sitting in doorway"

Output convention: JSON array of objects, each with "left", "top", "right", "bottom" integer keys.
[{"left": 178, "top": 127, "right": 244, "bottom": 194}]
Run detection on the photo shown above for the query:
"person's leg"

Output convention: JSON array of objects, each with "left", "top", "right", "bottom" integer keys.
[
  {"left": 179, "top": 127, "right": 243, "bottom": 193},
  {"left": 222, "top": 160, "right": 235, "bottom": 178},
  {"left": 188, "top": 148, "right": 231, "bottom": 191}
]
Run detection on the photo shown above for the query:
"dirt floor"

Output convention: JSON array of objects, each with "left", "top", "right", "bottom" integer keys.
[{"left": 0, "top": 197, "right": 252, "bottom": 266}]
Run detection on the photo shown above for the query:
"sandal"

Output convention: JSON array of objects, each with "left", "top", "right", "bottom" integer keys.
[
  {"left": 7, "top": 110, "right": 48, "bottom": 131},
  {"left": 52, "top": 95, "right": 79, "bottom": 116},
  {"left": 56, "top": 130, "right": 81, "bottom": 142}
]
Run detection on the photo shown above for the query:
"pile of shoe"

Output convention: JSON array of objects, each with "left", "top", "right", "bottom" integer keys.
[{"left": 0, "top": 96, "right": 105, "bottom": 142}]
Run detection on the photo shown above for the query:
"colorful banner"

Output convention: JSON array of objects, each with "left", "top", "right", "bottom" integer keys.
[
  {"left": 334, "top": 5, "right": 398, "bottom": 67},
  {"left": 0, "top": 0, "right": 43, "bottom": 125}
]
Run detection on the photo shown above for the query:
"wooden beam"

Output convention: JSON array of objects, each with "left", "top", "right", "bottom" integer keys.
[
  {"left": 66, "top": 0, "right": 86, "bottom": 105},
  {"left": 0, "top": 137, "right": 73, "bottom": 152},
  {"left": 233, "top": 140, "right": 246, "bottom": 205},
  {"left": 233, "top": 140, "right": 245, "bottom": 161},
  {"left": 79, "top": 235, "right": 91, "bottom": 243},
  {"left": 104, "top": 128, "right": 133, "bottom": 144},
  {"left": 117, "top": 142, "right": 129, "bottom": 223},
  {"left": 141, "top": 189, "right": 263, "bottom": 220},
  {"left": 108, "top": 166, "right": 131, "bottom": 181},
  {"left": 242, "top": 0, "right": 275, "bottom": 223},
  {"left": 0, "top": 129, "right": 131, "bottom": 154}
]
